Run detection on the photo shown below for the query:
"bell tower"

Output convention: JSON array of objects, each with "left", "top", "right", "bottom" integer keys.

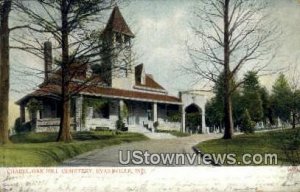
[{"left": 101, "top": 6, "right": 135, "bottom": 89}]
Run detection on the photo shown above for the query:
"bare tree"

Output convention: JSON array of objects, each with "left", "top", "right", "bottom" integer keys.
[
  {"left": 13, "top": 0, "right": 119, "bottom": 142},
  {"left": 184, "top": 0, "right": 278, "bottom": 139},
  {"left": 0, "top": 0, "right": 12, "bottom": 144},
  {"left": 13, "top": 1, "right": 136, "bottom": 142}
]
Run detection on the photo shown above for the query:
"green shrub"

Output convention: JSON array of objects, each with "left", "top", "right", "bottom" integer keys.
[
  {"left": 240, "top": 109, "right": 255, "bottom": 134},
  {"left": 14, "top": 118, "right": 32, "bottom": 134},
  {"left": 167, "top": 111, "right": 181, "bottom": 122},
  {"left": 153, "top": 121, "right": 159, "bottom": 129},
  {"left": 14, "top": 118, "right": 22, "bottom": 134},
  {"left": 116, "top": 119, "right": 128, "bottom": 131}
]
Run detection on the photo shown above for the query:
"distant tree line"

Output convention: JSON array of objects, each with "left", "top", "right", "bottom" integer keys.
[{"left": 206, "top": 71, "right": 300, "bottom": 133}]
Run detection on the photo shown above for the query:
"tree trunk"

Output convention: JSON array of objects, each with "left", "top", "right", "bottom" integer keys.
[
  {"left": 57, "top": 0, "right": 72, "bottom": 142},
  {"left": 57, "top": 97, "right": 72, "bottom": 141},
  {"left": 223, "top": 92, "right": 234, "bottom": 139},
  {"left": 222, "top": 0, "right": 234, "bottom": 139},
  {"left": 0, "top": 0, "right": 11, "bottom": 144}
]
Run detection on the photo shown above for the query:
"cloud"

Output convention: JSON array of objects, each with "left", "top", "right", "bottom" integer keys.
[{"left": 9, "top": 0, "right": 300, "bottom": 100}]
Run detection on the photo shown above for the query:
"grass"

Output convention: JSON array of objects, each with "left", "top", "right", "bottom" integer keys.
[
  {"left": 196, "top": 129, "right": 300, "bottom": 166},
  {"left": 0, "top": 131, "right": 148, "bottom": 167},
  {"left": 156, "top": 129, "right": 191, "bottom": 137}
]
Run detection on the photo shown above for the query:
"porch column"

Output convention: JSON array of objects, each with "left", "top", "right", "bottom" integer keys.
[
  {"left": 201, "top": 107, "right": 207, "bottom": 134},
  {"left": 75, "top": 95, "right": 83, "bottom": 131},
  {"left": 152, "top": 102, "right": 157, "bottom": 132},
  {"left": 119, "top": 99, "right": 124, "bottom": 118},
  {"left": 20, "top": 104, "right": 25, "bottom": 123},
  {"left": 37, "top": 110, "right": 41, "bottom": 120},
  {"left": 181, "top": 106, "right": 186, "bottom": 133}
]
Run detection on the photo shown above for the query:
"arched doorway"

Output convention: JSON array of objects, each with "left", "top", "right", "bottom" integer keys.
[{"left": 185, "top": 104, "right": 202, "bottom": 134}]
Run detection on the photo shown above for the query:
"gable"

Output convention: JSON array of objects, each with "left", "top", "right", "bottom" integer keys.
[{"left": 134, "top": 64, "right": 166, "bottom": 92}]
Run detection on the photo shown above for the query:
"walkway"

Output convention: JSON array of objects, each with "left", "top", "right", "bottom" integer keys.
[{"left": 62, "top": 133, "right": 222, "bottom": 166}]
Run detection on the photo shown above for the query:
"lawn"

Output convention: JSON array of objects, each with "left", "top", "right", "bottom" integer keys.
[
  {"left": 0, "top": 131, "right": 148, "bottom": 167},
  {"left": 196, "top": 129, "right": 300, "bottom": 166}
]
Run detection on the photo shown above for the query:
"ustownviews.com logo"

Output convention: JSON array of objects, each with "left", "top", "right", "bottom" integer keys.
[{"left": 119, "top": 150, "right": 278, "bottom": 166}]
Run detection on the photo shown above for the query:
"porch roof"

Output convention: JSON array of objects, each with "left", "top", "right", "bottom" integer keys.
[
  {"left": 16, "top": 83, "right": 182, "bottom": 105},
  {"left": 81, "top": 86, "right": 181, "bottom": 105}
]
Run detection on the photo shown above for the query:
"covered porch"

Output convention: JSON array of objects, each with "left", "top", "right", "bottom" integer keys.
[
  {"left": 18, "top": 97, "right": 76, "bottom": 132},
  {"left": 82, "top": 95, "right": 182, "bottom": 132}
]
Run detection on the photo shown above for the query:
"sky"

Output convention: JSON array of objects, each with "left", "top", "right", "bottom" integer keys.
[{"left": 9, "top": 0, "right": 300, "bottom": 101}]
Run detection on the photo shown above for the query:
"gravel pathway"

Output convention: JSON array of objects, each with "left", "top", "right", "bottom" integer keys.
[{"left": 62, "top": 133, "right": 222, "bottom": 166}]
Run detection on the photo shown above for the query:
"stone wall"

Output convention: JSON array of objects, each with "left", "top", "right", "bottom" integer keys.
[
  {"left": 85, "top": 118, "right": 114, "bottom": 130},
  {"left": 35, "top": 118, "right": 75, "bottom": 132},
  {"left": 157, "top": 104, "right": 181, "bottom": 131}
]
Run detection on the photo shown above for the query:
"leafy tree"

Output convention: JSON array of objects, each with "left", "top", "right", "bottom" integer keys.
[
  {"left": 241, "top": 71, "right": 263, "bottom": 123},
  {"left": 243, "top": 71, "right": 260, "bottom": 92},
  {"left": 271, "top": 73, "right": 293, "bottom": 123},
  {"left": 290, "top": 90, "right": 300, "bottom": 129},
  {"left": 206, "top": 97, "right": 224, "bottom": 128},
  {"left": 288, "top": 62, "right": 300, "bottom": 129},
  {"left": 231, "top": 91, "right": 243, "bottom": 126},
  {"left": 259, "top": 87, "right": 274, "bottom": 125},
  {"left": 240, "top": 109, "right": 255, "bottom": 134},
  {"left": 206, "top": 72, "right": 242, "bottom": 129}
]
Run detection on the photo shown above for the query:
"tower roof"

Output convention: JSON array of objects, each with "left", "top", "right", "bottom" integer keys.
[{"left": 103, "top": 6, "right": 134, "bottom": 37}]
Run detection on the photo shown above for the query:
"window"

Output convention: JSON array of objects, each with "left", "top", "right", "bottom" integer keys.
[
  {"left": 124, "top": 35, "right": 131, "bottom": 46},
  {"left": 116, "top": 33, "right": 122, "bottom": 45}
]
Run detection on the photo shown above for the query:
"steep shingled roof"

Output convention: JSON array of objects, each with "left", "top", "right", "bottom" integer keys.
[
  {"left": 102, "top": 6, "right": 134, "bottom": 37},
  {"left": 136, "top": 75, "right": 165, "bottom": 90}
]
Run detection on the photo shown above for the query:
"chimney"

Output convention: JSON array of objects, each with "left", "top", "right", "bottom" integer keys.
[{"left": 44, "top": 41, "right": 52, "bottom": 82}]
